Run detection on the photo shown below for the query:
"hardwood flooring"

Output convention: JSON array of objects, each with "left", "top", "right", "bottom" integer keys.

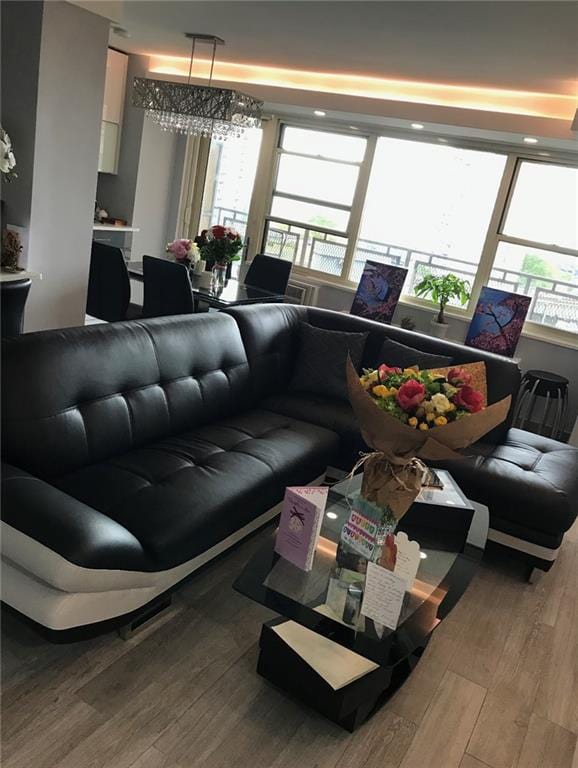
[{"left": 2, "top": 518, "right": 577, "bottom": 768}]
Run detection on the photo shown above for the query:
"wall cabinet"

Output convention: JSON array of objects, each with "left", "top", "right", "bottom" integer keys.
[{"left": 98, "top": 49, "right": 127, "bottom": 174}]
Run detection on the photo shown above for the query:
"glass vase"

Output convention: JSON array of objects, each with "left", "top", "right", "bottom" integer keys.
[{"left": 211, "top": 263, "right": 227, "bottom": 292}]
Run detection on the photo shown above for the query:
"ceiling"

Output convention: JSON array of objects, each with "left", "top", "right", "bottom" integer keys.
[{"left": 108, "top": 1, "right": 577, "bottom": 97}]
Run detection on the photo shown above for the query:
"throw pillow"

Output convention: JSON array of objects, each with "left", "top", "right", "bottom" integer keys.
[
  {"left": 290, "top": 323, "right": 369, "bottom": 400},
  {"left": 378, "top": 337, "right": 453, "bottom": 370}
]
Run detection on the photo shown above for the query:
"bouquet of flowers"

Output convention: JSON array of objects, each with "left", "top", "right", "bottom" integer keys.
[
  {"left": 345, "top": 357, "right": 510, "bottom": 544},
  {"left": 166, "top": 238, "right": 199, "bottom": 267},
  {"left": 199, "top": 224, "right": 243, "bottom": 266},
  {"left": 360, "top": 364, "right": 485, "bottom": 430}
]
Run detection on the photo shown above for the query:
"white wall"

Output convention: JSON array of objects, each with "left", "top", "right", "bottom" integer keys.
[
  {"left": 315, "top": 282, "right": 578, "bottom": 435},
  {"left": 21, "top": 1, "right": 109, "bottom": 330},
  {"left": 130, "top": 119, "right": 178, "bottom": 261}
]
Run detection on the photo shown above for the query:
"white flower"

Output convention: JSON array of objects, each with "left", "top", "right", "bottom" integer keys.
[
  {"left": 431, "top": 393, "right": 452, "bottom": 414},
  {"left": 1, "top": 128, "right": 16, "bottom": 176}
]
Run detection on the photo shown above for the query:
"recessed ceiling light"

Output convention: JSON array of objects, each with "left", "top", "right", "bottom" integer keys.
[
  {"left": 349, "top": 125, "right": 359, "bottom": 131},
  {"left": 314, "top": 110, "right": 326, "bottom": 117},
  {"left": 326, "top": 511, "right": 338, "bottom": 519},
  {"left": 411, "top": 123, "right": 424, "bottom": 130},
  {"left": 420, "top": 552, "right": 427, "bottom": 559},
  {"left": 523, "top": 137, "right": 538, "bottom": 144}
]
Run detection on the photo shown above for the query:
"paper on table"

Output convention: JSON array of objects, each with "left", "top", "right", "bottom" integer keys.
[
  {"left": 361, "top": 561, "right": 406, "bottom": 631},
  {"left": 393, "top": 532, "right": 421, "bottom": 590}
]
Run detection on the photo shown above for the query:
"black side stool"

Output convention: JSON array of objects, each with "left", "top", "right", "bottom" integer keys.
[
  {"left": 1, "top": 278, "right": 32, "bottom": 338},
  {"left": 513, "top": 369, "right": 569, "bottom": 440}
]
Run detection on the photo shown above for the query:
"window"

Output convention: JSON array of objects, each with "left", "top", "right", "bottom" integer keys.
[
  {"left": 200, "top": 127, "right": 262, "bottom": 236},
  {"left": 353, "top": 138, "right": 507, "bottom": 304},
  {"left": 262, "top": 126, "right": 367, "bottom": 276},
  {"left": 489, "top": 161, "right": 578, "bottom": 333}
]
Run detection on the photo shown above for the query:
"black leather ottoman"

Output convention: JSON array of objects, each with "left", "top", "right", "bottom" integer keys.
[{"left": 440, "top": 428, "right": 578, "bottom": 574}]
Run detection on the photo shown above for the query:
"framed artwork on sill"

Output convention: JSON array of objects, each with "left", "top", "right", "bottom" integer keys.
[
  {"left": 350, "top": 261, "right": 408, "bottom": 324},
  {"left": 465, "top": 286, "right": 531, "bottom": 358}
]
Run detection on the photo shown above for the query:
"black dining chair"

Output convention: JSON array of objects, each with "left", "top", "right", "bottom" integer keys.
[
  {"left": 86, "top": 242, "right": 142, "bottom": 322},
  {"left": 142, "top": 255, "right": 196, "bottom": 318},
  {"left": 244, "top": 254, "right": 292, "bottom": 296},
  {"left": 1, "top": 279, "right": 31, "bottom": 338}
]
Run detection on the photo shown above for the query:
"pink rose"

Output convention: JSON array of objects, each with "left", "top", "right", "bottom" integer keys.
[
  {"left": 396, "top": 379, "right": 426, "bottom": 412},
  {"left": 378, "top": 363, "right": 402, "bottom": 380},
  {"left": 448, "top": 368, "right": 472, "bottom": 386},
  {"left": 453, "top": 385, "right": 483, "bottom": 413}
]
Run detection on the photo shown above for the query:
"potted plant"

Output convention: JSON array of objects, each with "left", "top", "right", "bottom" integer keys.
[{"left": 413, "top": 272, "right": 471, "bottom": 339}]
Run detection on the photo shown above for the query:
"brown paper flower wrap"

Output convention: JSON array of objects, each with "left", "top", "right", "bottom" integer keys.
[{"left": 346, "top": 357, "right": 511, "bottom": 522}]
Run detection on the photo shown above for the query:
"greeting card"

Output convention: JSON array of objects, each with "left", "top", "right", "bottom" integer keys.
[{"left": 275, "top": 486, "right": 329, "bottom": 571}]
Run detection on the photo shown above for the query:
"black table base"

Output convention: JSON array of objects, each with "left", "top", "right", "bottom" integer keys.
[{"left": 257, "top": 619, "right": 428, "bottom": 732}]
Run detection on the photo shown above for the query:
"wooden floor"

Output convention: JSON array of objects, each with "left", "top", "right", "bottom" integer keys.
[{"left": 2, "top": 518, "right": 577, "bottom": 768}]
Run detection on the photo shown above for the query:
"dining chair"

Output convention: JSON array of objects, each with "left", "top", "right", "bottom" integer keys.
[
  {"left": 244, "top": 254, "right": 292, "bottom": 296},
  {"left": 142, "top": 255, "right": 196, "bottom": 318},
  {"left": 86, "top": 241, "right": 142, "bottom": 322}
]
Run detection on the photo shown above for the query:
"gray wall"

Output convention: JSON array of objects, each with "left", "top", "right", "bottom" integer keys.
[
  {"left": 316, "top": 283, "right": 578, "bottom": 434},
  {"left": 96, "top": 54, "right": 148, "bottom": 222},
  {"left": 131, "top": 119, "right": 178, "bottom": 261},
  {"left": 96, "top": 54, "right": 182, "bottom": 265},
  {"left": 1, "top": 1, "right": 43, "bottom": 248}
]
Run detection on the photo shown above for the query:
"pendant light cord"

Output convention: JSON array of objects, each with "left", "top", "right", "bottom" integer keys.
[
  {"left": 208, "top": 38, "right": 217, "bottom": 86},
  {"left": 187, "top": 37, "right": 196, "bottom": 85}
]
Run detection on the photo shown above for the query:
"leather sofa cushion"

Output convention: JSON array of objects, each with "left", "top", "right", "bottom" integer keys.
[
  {"left": 290, "top": 323, "right": 368, "bottom": 400},
  {"left": 54, "top": 409, "right": 339, "bottom": 569},
  {"left": 377, "top": 337, "right": 453, "bottom": 371},
  {"left": 439, "top": 428, "right": 578, "bottom": 538},
  {"left": 262, "top": 393, "right": 361, "bottom": 470},
  {"left": 2, "top": 314, "right": 251, "bottom": 479}
]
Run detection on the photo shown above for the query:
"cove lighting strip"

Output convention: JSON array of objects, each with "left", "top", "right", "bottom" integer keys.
[{"left": 148, "top": 54, "right": 577, "bottom": 120}]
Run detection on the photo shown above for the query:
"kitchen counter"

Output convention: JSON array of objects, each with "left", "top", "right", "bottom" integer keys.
[{"left": 93, "top": 224, "right": 140, "bottom": 232}]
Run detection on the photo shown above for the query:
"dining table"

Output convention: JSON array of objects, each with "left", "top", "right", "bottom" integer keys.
[{"left": 127, "top": 259, "right": 286, "bottom": 309}]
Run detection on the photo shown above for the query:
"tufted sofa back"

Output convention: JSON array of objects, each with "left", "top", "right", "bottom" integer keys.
[{"left": 2, "top": 313, "right": 251, "bottom": 479}]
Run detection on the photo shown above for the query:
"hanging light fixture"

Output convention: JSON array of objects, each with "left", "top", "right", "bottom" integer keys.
[{"left": 133, "top": 34, "right": 263, "bottom": 140}]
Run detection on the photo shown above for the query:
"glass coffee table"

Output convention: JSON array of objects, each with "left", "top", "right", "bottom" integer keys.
[{"left": 234, "top": 471, "right": 488, "bottom": 731}]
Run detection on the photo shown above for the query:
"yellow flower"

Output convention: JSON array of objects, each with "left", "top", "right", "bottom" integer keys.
[
  {"left": 426, "top": 411, "right": 435, "bottom": 422},
  {"left": 419, "top": 422, "right": 430, "bottom": 431},
  {"left": 446, "top": 402, "right": 456, "bottom": 412},
  {"left": 372, "top": 385, "right": 390, "bottom": 398},
  {"left": 403, "top": 367, "right": 419, "bottom": 377},
  {"left": 408, "top": 416, "right": 418, "bottom": 427},
  {"left": 423, "top": 401, "right": 434, "bottom": 413},
  {"left": 434, "top": 416, "right": 448, "bottom": 426}
]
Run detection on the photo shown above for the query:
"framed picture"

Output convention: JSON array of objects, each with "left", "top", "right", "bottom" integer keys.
[
  {"left": 465, "top": 286, "right": 531, "bottom": 357},
  {"left": 350, "top": 261, "right": 408, "bottom": 324}
]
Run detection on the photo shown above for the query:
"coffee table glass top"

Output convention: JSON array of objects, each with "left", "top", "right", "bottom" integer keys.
[{"left": 234, "top": 472, "right": 488, "bottom": 666}]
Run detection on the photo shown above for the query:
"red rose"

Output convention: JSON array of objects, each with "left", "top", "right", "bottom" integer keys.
[
  {"left": 452, "top": 385, "right": 483, "bottom": 413},
  {"left": 210, "top": 225, "right": 227, "bottom": 240},
  {"left": 226, "top": 227, "right": 240, "bottom": 241},
  {"left": 396, "top": 379, "right": 426, "bottom": 411},
  {"left": 378, "top": 363, "right": 402, "bottom": 380},
  {"left": 448, "top": 368, "right": 472, "bottom": 386}
]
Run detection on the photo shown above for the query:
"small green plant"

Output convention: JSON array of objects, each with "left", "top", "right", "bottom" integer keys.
[{"left": 414, "top": 273, "right": 471, "bottom": 324}]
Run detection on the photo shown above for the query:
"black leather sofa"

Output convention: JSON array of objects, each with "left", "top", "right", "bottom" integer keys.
[{"left": 2, "top": 304, "right": 577, "bottom": 634}]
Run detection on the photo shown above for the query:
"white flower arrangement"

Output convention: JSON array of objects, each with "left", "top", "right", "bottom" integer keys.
[{"left": 1, "top": 126, "right": 17, "bottom": 182}]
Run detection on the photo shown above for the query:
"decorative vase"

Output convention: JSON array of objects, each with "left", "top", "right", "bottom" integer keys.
[
  {"left": 430, "top": 318, "right": 449, "bottom": 339},
  {"left": 211, "top": 263, "right": 227, "bottom": 291}
]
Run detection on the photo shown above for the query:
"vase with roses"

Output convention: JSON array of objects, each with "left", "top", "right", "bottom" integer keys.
[{"left": 198, "top": 224, "right": 243, "bottom": 290}]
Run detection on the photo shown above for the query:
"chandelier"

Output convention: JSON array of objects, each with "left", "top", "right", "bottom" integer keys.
[{"left": 133, "top": 34, "right": 263, "bottom": 140}]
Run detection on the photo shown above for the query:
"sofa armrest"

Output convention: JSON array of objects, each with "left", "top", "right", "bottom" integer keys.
[{"left": 1, "top": 463, "right": 151, "bottom": 572}]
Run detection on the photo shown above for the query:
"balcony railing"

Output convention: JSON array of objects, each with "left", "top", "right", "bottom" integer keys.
[{"left": 211, "top": 209, "right": 578, "bottom": 332}]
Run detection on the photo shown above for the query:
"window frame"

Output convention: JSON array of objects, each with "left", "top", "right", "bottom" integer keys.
[
  {"left": 249, "top": 118, "right": 578, "bottom": 346},
  {"left": 262, "top": 123, "right": 374, "bottom": 279}
]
